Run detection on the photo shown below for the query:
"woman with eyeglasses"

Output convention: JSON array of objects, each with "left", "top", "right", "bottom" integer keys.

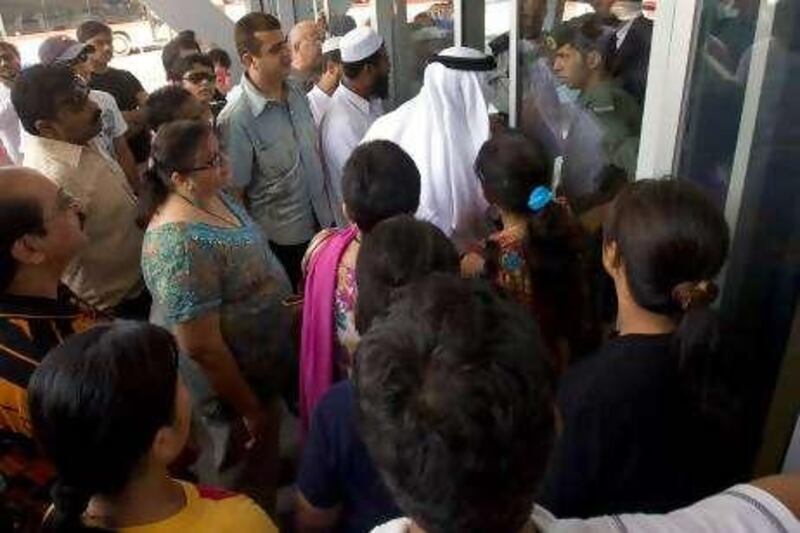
[
  {"left": 169, "top": 53, "right": 227, "bottom": 122},
  {"left": 138, "top": 119, "right": 294, "bottom": 512},
  {"left": 30, "top": 321, "right": 277, "bottom": 532}
]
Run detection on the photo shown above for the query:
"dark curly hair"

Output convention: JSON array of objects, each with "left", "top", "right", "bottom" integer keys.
[{"left": 355, "top": 274, "right": 556, "bottom": 533}]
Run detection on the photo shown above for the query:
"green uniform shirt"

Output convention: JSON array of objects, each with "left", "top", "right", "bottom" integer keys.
[{"left": 578, "top": 79, "right": 642, "bottom": 179}]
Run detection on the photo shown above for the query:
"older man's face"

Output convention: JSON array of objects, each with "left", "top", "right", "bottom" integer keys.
[{"left": 0, "top": 45, "right": 21, "bottom": 84}]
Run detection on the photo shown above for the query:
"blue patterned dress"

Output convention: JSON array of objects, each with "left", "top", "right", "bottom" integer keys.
[{"left": 142, "top": 194, "right": 294, "bottom": 420}]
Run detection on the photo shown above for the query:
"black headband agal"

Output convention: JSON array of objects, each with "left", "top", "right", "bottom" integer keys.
[{"left": 428, "top": 53, "right": 497, "bottom": 72}]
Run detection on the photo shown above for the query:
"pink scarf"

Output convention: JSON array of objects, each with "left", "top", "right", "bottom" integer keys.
[{"left": 300, "top": 225, "right": 360, "bottom": 434}]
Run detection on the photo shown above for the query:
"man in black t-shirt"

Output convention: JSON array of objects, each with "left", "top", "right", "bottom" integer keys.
[{"left": 77, "top": 21, "right": 150, "bottom": 163}]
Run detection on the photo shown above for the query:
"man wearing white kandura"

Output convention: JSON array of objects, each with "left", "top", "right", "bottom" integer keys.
[{"left": 363, "top": 46, "right": 497, "bottom": 250}]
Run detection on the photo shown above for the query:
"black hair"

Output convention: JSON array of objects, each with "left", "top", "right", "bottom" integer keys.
[
  {"left": 168, "top": 52, "right": 215, "bottom": 83},
  {"left": 137, "top": 119, "right": 213, "bottom": 228},
  {"left": 355, "top": 274, "right": 556, "bottom": 533},
  {"left": 476, "top": 132, "right": 593, "bottom": 364},
  {"left": 0, "top": 196, "right": 46, "bottom": 292},
  {"left": 208, "top": 48, "right": 232, "bottom": 69},
  {"left": 355, "top": 215, "right": 458, "bottom": 334},
  {"left": 76, "top": 20, "right": 112, "bottom": 43},
  {"left": 145, "top": 85, "right": 195, "bottom": 131},
  {"left": 341, "top": 47, "right": 383, "bottom": 79},
  {"left": 323, "top": 48, "right": 342, "bottom": 69},
  {"left": 29, "top": 321, "right": 179, "bottom": 533},
  {"left": 604, "top": 179, "right": 741, "bottom": 443},
  {"left": 554, "top": 14, "right": 616, "bottom": 70},
  {"left": 235, "top": 13, "right": 282, "bottom": 59},
  {"left": 341, "top": 140, "right": 421, "bottom": 233},
  {"left": 162, "top": 30, "right": 201, "bottom": 77},
  {"left": 11, "top": 64, "right": 80, "bottom": 135}
]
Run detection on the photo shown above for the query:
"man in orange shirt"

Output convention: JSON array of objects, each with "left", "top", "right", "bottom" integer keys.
[{"left": 0, "top": 167, "right": 103, "bottom": 530}]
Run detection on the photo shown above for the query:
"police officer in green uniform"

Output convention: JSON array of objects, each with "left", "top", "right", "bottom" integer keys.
[{"left": 548, "top": 14, "right": 641, "bottom": 211}]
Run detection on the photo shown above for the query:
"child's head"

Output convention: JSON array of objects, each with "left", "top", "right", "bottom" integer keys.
[
  {"left": 355, "top": 215, "right": 458, "bottom": 334},
  {"left": 342, "top": 140, "right": 421, "bottom": 233},
  {"left": 355, "top": 274, "right": 556, "bottom": 532},
  {"left": 29, "top": 322, "right": 191, "bottom": 531},
  {"left": 475, "top": 131, "right": 552, "bottom": 216}
]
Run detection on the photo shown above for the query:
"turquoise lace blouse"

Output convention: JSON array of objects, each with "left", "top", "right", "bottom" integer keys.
[{"left": 142, "top": 194, "right": 294, "bottom": 406}]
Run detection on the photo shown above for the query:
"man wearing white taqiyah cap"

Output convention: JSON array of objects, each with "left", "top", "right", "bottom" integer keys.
[
  {"left": 362, "top": 46, "right": 496, "bottom": 250},
  {"left": 307, "top": 37, "right": 343, "bottom": 126},
  {"left": 320, "top": 26, "right": 389, "bottom": 226}
]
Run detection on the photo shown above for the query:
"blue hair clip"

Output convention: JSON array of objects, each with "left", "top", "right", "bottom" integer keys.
[{"left": 528, "top": 186, "right": 554, "bottom": 213}]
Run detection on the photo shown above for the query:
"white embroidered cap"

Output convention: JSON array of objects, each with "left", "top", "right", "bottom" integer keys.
[
  {"left": 340, "top": 26, "right": 383, "bottom": 63},
  {"left": 322, "top": 36, "right": 341, "bottom": 55}
]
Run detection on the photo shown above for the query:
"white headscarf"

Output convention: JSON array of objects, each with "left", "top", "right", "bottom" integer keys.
[{"left": 362, "top": 47, "right": 493, "bottom": 249}]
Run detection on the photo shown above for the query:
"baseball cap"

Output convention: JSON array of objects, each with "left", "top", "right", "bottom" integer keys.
[{"left": 39, "top": 35, "right": 92, "bottom": 66}]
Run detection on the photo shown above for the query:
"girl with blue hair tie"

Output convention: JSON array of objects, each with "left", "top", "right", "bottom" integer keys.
[{"left": 461, "top": 132, "right": 598, "bottom": 372}]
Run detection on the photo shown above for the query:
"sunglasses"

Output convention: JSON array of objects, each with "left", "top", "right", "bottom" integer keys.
[{"left": 183, "top": 71, "right": 216, "bottom": 84}]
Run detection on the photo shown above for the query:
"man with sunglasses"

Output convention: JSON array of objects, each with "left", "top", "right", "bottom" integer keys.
[
  {"left": 38, "top": 35, "right": 139, "bottom": 190},
  {"left": 169, "top": 53, "right": 227, "bottom": 122},
  {"left": 0, "top": 41, "right": 22, "bottom": 165},
  {"left": 12, "top": 64, "right": 147, "bottom": 318},
  {"left": 0, "top": 166, "right": 104, "bottom": 530},
  {"left": 219, "top": 13, "right": 334, "bottom": 289}
]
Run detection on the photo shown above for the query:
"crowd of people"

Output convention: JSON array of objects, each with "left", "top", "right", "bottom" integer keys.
[{"left": 0, "top": 3, "right": 798, "bottom": 533}]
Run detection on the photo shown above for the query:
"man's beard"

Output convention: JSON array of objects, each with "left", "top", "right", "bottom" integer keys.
[{"left": 373, "top": 72, "right": 390, "bottom": 100}]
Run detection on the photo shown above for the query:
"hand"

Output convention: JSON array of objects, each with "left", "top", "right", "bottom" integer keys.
[
  {"left": 461, "top": 252, "right": 486, "bottom": 278},
  {"left": 242, "top": 409, "right": 271, "bottom": 450}
]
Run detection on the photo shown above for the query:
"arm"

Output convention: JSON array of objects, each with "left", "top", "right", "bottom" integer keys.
[
  {"left": 219, "top": 113, "right": 255, "bottom": 199},
  {"left": 173, "top": 313, "right": 272, "bottom": 441},
  {"left": 295, "top": 492, "right": 341, "bottom": 533},
  {"left": 122, "top": 89, "right": 150, "bottom": 138},
  {"left": 114, "top": 136, "right": 139, "bottom": 191},
  {"left": 750, "top": 475, "right": 800, "bottom": 519},
  {"left": 295, "top": 389, "right": 345, "bottom": 532}
]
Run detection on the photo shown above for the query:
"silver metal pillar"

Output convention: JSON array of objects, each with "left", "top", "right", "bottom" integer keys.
[
  {"left": 454, "top": 0, "right": 485, "bottom": 50},
  {"left": 508, "top": 0, "right": 520, "bottom": 127}
]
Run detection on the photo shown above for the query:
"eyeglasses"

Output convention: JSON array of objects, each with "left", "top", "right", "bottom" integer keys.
[
  {"left": 43, "top": 188, "right": 83, "bottom": 225},
  {"left": 183, "top": 71, "right": 216, "bottom": 84},
  {"left": 185, "top": 152, "right": 226, "bottom": 173}
]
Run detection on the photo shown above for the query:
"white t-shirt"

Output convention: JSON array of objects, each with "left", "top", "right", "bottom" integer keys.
[
  {"left": 307, "top": 84, "right": 333, "bottom": 127},
  {"left": 371, "top": 484, "right": 799, "bottom": 533},
  {"left": 89, "top": 89, "right": 128, "bottom": 161},
  {"left": 0, "top": 82, "right": 22, "bottom": 164}
]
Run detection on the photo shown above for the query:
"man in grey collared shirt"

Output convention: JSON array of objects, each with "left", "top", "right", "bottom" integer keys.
[{"left": 219, "top": 13, "right": 334, "bottom": 288}]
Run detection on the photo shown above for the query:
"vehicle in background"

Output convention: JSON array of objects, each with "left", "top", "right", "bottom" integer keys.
[{"left": 0, "top": 0, "right": 170, "bottom": 66}]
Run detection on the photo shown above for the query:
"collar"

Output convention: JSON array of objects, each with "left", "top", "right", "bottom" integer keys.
[
  {"left": 24, "top": 134, "right": 84, "bottom": 169},
  {"left": 579, "top": 79, "right": 616, "bottom": 109},
  {"left": 0, "top": 286, "right": 78, "bottom": 318},
  {"left": 241, "top": 74, "right": 285, "bottom": 117},
  {"left": 337, "top": 83, "right": 374, "bottom": 115}
]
